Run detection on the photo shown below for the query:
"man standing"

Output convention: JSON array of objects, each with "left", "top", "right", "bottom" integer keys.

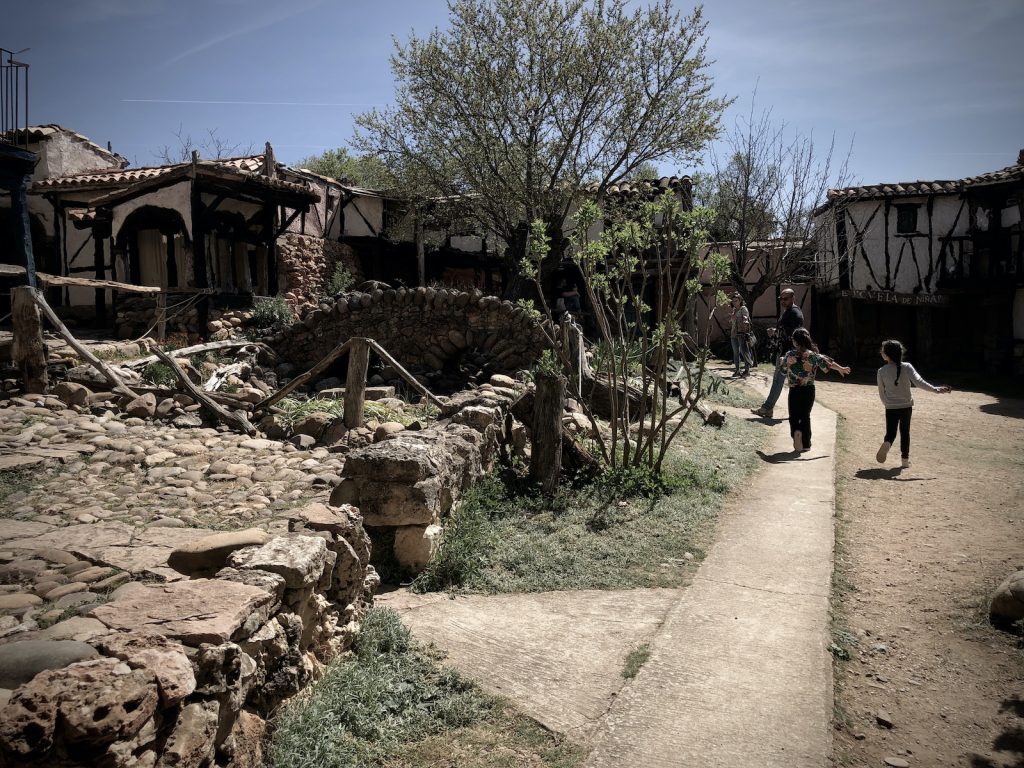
[{"left": 751, "top": 288, "right": 804, "bottom": 418}]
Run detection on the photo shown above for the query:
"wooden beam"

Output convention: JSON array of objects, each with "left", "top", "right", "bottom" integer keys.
[
  {"left": 364, "top": 338, "right": 445, "bottom": 408},
  {"left": 124, "top": 339, "right": 270, "bottom": 370},
  {"left": 255, "top": 339, "right": 353, "bottom": 411},
  {"left": 29, "top": 288, "right": 139, "bottom": 399},
  {"left": 152, "top": 346, "right": 256, "bottom": 435}
]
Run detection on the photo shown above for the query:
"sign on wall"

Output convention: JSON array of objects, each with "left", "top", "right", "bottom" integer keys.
[{"left": 837, "top": 289, "right": 951, "bottom": 306}]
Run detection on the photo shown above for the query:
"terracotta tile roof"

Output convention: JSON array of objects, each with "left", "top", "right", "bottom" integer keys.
[
  {"left": 1, "top": 124, "right": 128, "bottom": 167},
  {"left": 819, "top": 152, "right": 1023, "bottom": 212},
  {"left": 590, "top": 175, "right": 692, "bottom": 200},
  {"left": 33, "top": 154, "right": 315, "bottom": 200}
]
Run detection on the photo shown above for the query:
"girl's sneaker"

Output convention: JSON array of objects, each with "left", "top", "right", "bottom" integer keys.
[
  {"left": 901, "top": 457, "right": 911, "bottom": 468},
  {"left": 876, "top": 441, "right": 891, "bottom": 463}
]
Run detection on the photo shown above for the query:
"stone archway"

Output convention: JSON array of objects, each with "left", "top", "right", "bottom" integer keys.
[{"left": 268, "top": 286, "right": 549, "bottom": 377}]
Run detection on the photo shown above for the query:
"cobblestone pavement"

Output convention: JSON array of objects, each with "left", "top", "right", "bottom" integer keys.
[{"left": 0, "top": 396, "right": 343, "bottom": 644}]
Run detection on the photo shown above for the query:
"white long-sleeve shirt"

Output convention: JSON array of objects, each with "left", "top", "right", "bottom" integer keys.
[{"left": 877, "top": 362, "right": 942, "bottom": 409}]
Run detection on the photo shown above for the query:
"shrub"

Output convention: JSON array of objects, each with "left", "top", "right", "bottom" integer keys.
[
  {"left": 328, "top": 263, "right": 357, "bottom": 295},
  {"left": 142, "top": 361, "right": 177, "bottom": 388},
  {"left": 412, "top": 479, "right": 499, "bottom": 592},
  {"left": 251, "top": 296, "right": 295, "bottom": 329}
]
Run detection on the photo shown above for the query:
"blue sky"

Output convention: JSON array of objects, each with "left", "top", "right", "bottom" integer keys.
[{"left": 6, "top": 0, "right": 1022, "bottom": 187}]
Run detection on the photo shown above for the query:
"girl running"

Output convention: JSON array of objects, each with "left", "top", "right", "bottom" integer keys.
[
  {"left": 783, "top": 328, "right": 851, "bottom": 452},
  {"left": 876, "top": 339, "right": 951, "bottom": 468}
]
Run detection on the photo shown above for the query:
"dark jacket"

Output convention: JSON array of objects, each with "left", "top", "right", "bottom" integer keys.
[{"left": 776, "top": 304, "right": 804, "bottom": 349}]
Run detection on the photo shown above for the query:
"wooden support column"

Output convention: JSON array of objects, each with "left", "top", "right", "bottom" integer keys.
[
  {"left": 415, "top": 209, "right": 426, "bottom": 287},
  {"left": 530, "top": 371, "right": 565, "bottom": 495},
  {"left": 344, "top": 338, "right": 370, "bottom": 429},
  {"left": 191, "top": 185, "right": 210, "bottom": 336},
  {"left": 11, "top": 286, "right": 48, "bottom": 394},
  {"left": 93, "top": 224, "right": 110, "bottom": 325},
  {"left": 266, "top": 208, "right": 279, "bottom": 296}
]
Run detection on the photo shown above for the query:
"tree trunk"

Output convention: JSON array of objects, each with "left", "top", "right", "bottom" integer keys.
[
  {"left": 530, "top": 371, "right": 565, "bottom": 494},
  {"left": 12, "top": 286, "right": 47, "bottom": 394},
  {"left": 344, "top": 338, "right": 370, "bottom": 429}
]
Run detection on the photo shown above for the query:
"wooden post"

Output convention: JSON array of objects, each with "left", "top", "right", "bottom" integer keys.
[
  {"left": 156, "top": 292, "right": 167, "bottom": 342},
  {"left": 530, "top": 371, "right": 565, "bottom": 495},
  {"left": 344, "top": 338, "right": 370, "bottom": 429},
  {"left": 11, "top": 286, "right": 48, "bottom": 394},
  {"left": 93, "top": 228, "right": 107, "bottom": 325}
]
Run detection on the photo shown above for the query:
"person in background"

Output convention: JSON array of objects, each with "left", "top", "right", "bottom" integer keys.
[
  {"left": 876, "top": 339, "right": 951, "bottom": 468},
  {"left": 783, "top": 327, "right": 850, "bottom": 453},
  {"left": 751, "top": 287, "right": 804, "bottom": 419},
  {"left": 728, "top": 292, "right": 753, "bottom": 377}
]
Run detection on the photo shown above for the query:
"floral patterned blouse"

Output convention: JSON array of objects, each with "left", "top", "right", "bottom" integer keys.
[{"left": 783, "top": 349, "right": 833, "bottom": 387}]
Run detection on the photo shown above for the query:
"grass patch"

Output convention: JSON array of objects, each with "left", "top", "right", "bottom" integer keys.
[
  {"left": 142, "top": 361, "right": 177, "bottom": 388},
  {"left": 698, "top": 373, "right": 762, "bottom": 410},
  {"left": 276, "top": 396, "right": 438, "bottom": 429},
  {"left": 0, "top": 469, "right": 41, "bottom": 517},
  {"left": 621, "top": 644, "right": 651, "bottom": 679},
  {"left": 414, "top": 414, "right": 766, "bottom": 594},
  {"left": 268, "top": 607, "right": 582, "bottom": 768}
]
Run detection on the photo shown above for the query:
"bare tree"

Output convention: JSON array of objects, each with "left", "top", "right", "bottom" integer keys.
[
  {"left": 155, "top": 125, "right": 254, "bottom": 164},
  {"left": 695, "top": 91, "right": 853, "bottom": 310}
]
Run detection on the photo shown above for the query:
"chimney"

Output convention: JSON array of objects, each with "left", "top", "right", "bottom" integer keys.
[
  {"left": 1018, "top": 148, "right": 1024, "bottom": 166},
  {"left": 264, "top": 142, "right": 276, "bottom": 179}
]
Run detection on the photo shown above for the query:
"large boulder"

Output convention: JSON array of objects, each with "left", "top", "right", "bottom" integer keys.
[
  {"left": 0, "top": 639, "right": 99, "bottom": 689},
  {"left": 990, "top": 570, "right": 1024, "bottom": 625},
  {"left": 227, "top": 535, "right": 328, "bottom": 589}
]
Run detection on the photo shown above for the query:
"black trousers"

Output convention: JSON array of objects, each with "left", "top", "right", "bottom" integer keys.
[
  {"left": 788, "top": 385, "right": 816, "bottom": 448},
  {"left": 884, "top": 407, "right": 913, "bottom": 458}
]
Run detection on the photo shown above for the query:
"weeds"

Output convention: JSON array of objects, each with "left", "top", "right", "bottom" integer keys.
[
  {"left": 251, "top": 296, "right": 295, "bottom": 329},
  {"left": 412, "top": 482, "right": 497, "bottom": 592},
  {"left": 0, "top": 469, "right": 37, "bottom": 516},
  {"left": 328, "top": 263, "right": 357, "bottom": 295},
  {"left": 269, "top": 607, "right": 580, "bottom": 768},
  {"left": 142, "top": 361, "right": 177, "bottom": 388},
  {"left": 621, "top": 644, "right": 651, "bottom": 679}
]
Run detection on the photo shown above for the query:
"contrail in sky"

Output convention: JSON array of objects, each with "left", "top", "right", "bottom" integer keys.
[{"left": 122, "top": 99, "right": 381, "bottom": 107}]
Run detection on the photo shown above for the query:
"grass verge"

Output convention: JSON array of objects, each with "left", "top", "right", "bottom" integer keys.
[
  {"left": 0, "top": 468, "right": 42, "bottom": 517},
  {"left": 268, "top": 607, "right": 583, "bottom": 768},
  {"left": 414, "top": 413, "right": 766, "bottom": 593},
  {"left": 621, "top": 644, "right": 651, "bottom": 679}
]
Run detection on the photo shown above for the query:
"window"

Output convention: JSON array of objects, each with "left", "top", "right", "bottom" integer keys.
[{"left": 895, "top": 204, "right": 919, "bottom": 234}]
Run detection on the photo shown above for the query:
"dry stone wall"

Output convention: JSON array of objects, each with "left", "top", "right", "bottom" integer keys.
[
  {"left": 330, "top": 380, "right": 520, "bottom": 570},
  {"left": 267, "top": 288, "right": 549, "bottom": 376},
  {"left": 277, "top": 233, "right": 360, "bottom": 309},
  {"left": 0, "top": 502, "right": 378, "bottom": 768}
]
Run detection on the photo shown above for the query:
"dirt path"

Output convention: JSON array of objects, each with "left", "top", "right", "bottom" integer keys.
[{"left": 813, "top": 377, "right": 1024, "bottom": 767}]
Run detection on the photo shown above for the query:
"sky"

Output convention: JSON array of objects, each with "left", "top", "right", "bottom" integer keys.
[{"left": 5, "top": 0, "right": 1023, "bottom": 188}]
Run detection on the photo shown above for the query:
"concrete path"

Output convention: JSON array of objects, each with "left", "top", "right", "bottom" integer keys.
[{"left": 381, "top": 397, "right": 838, "bottom": 767}]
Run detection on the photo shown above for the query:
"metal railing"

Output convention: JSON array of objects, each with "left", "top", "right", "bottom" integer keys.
[{"left": 1, "top": 47, "right": 30, "bottom": 146}]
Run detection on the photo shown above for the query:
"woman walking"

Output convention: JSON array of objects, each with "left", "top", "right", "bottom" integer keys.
[
  {"left": 728, "top": 292, "right": 753, "bottom": 377},
  {"left": 876, "top": 339, "right": 951, "bottom": 468},
  {"left": 783, "top": 328, "right": 851, "bottom": 452}
]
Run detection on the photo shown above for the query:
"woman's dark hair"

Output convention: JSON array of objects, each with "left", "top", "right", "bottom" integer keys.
[
  {"left": 791, "top": 327, "right": 818, "bottom": 353},
  {"left": 882, "top": 339, "right": 905, "bottom": 384}
]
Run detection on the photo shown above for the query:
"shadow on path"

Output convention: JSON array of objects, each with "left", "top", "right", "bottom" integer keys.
[
  {"left": 968, "top": 696, "right": 1024, "bottom": 767},
  {"left": 854, "top": 467, "right": 935, "bottom": 482},
  {"left": 757, "top": 449, "right": 828, "bottom": 464}
]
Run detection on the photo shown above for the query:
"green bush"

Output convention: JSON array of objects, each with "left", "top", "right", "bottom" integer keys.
[
  {"left": 143, "top": 361, "right": 177, "bottom": 388},
  {"left": 251, "top": 296, "right": 295, "bottom": 329},
  {"left": 328, "top": 263, "right": 356, "bottom": 295},
  {"left": 412, "top": 479, "right": 498, "bottom": 592}
]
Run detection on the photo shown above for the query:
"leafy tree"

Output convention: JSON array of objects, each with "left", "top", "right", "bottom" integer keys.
[
  {"left": 352, "top": 0, "right": 730, "bottom": 290},
  {"left": 294, "top": 147, "right": 394, "bottom": 190},
  {"left": 700, "top": 92, "right": 853, "bottom": 309}
]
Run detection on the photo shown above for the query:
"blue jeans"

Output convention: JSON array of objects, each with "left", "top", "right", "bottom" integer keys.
[
  {"left": 731, "top": 336, "right": 751, "bottom": 374},
  {"left": 762, "top": 357, "right": 786, "bottom": 409}
]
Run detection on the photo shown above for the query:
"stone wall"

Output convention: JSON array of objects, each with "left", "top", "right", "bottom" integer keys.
[
  {"left": 0, "top": 503, "right": 378, "bottom": 768},
  {"left": 268, "top": 288, "right": 549, "bottom": 377},
  {"left": 114, "top": 298, "right": 253, "bottom": 342},
  {"left": 277, "top": 233, "right": 360, "bottom": 309},
  {"left": 330, "top": 379, "right": 520, "bottom": 570}
]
